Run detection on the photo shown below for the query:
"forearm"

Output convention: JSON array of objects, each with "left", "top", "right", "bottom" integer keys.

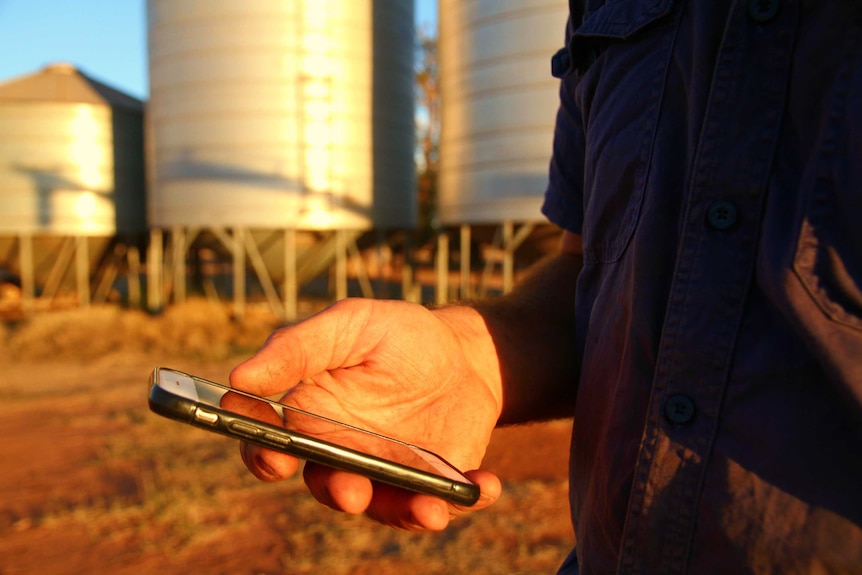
[{"left": 433, "top": 246, "right": 582, "bottom": 425}]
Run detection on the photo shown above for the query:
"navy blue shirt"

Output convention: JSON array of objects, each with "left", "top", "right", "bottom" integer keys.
[{"left": 542, "top": 1, "right": 862, "bottom": 573}]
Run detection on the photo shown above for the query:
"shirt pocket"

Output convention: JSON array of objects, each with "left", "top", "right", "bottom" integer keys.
[
  {"left": 793, "top": 50, "right": 862, "bottom": 332},
  {"left": 570, "top": 0, "right": 678, "bottom": 263}
]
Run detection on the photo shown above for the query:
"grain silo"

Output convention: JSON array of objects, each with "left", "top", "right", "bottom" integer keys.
[
  {"left": 436, "top": 0, "right": 567, "bottom": 295},
  {"left": 146, "top": 0, "right": 416, "bottom": 317},
  {"left": 0, "top": 63, "right": 146, "bottom": 311},
  {"left": 438, "top": 0, "right": 566, "bottom": 224}
]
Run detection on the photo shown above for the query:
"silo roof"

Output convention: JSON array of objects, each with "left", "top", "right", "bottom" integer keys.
[{"left": 0, "top": 62, "right": 143, "bottom": 112}]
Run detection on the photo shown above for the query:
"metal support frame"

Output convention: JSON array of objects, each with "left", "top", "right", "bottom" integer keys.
[
  {"left": 28, "top": 235, "right": 93, "bottom": 308},
  {"left": 147, "top": 228, "right": 163, "bottom": 312},
  {"left": 19, "top": 233, "right": 35, "bottom": 313},
  {"left": 232, "top": 227, "right": 246, "bottom": 319},
  {"left": 4, "top": 233, "right": 147, "bottom": 314},
  {"left": 75, "top": 236, "right": 89, "bottom": 307},
  {"left": 479, "top": 220, "right": 535, "bottom": 295},
  {"left": 460, "top": 224, "right": 471, "bottom": 300},
  {"left": 284, "top": 228, "right": 297, "bottom": 322},
  {"left": 127, "top": 245, "right": 142, "bottom": 308},
  {"left": 40, "top": 237, "right": 76, "bottom": 303},
  {"left": 5, "top": 222, "right": 544, "bottom": 316},
  {"left": 374, "top": 229, "right": 392, "bottom": 299},
  {"left": 436, "top": 231, "right": 449, "bottom": 305},
  {"left": 93, "top": 244, "right": 120, "bottom": 304},
  {"left": 144, "top": 225, "right": 378, "bottom": 322},
  {"left": 429, "top": 221, "right": 537, "bottom": 302},
  {"left": 346, "top": 233, "right": 374, "bottom": 300},
  {"left": 335, "top": 229, "right": 347, "bottom": 301},
  {"left": 401, "top": 233, "right": 419, "bottom": 303}
]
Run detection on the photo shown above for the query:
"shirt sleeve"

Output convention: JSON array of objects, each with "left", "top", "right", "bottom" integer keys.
[{"left": 542, "top": 19, "right": 587, "bottom": 236}]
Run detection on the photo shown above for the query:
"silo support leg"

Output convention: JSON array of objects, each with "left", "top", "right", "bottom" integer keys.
[
  {"left": 75, "top": 236, "right": 90, "bottom": 308},
  {"left": 19, "top": 233, "right": 35, "bottom": 314},
  {"left": 436, "top": 232, "right": 449, "bottom": 305},
  {"left": 243, "top": 231, "right": 285, "bottom": 320},
  {"left": 335, "top": 230, "right": 347, "bottom": 301},
  {"left": 401, "top": 234, "right": 418, "bottom": 303},
  {"left": 93, "top": 245, "right": 121, "bottom": 304},
  {"left": 209, "top": 227, "right": 235, "bottom": 254},
  {"left": 503, "top": 221, "right": 514, "bottom": 294},
  {"left": 147, "top": 228, "right": 163, "bottom": 312},
  {"left": 346, "top": 236, "right": 374, "bottom": 299},
  {"left": 284, "top": 229, "right": 297, "bottom": 323},
  {"left": 172, "top": 226, "right": 187, "bottom": 305},
  {"left": 233, "top": 227, "right": 246, "bottom": 320},
  {"left": 127, "top": 245, "right": 142, "bottom": 309},
  {"left": 41, "top": 237, "right": 76, "bottom": 305},
  {"left": 502, "top": 221, "right": 535, "bottom": 294},
  {"left": 460, "top": 225, "right": 471, "bottom": 300},
  {"left": 374, "top": 230, "right": 391, "bottom": 299}
]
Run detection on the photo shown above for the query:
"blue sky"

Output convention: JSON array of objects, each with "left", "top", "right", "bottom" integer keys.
[{"left": 0, "top": 0, "right": 437, "bottom": 101}]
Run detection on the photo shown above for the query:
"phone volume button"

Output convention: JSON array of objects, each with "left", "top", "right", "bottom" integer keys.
[
  {"left": 193, "top": 408, "right": 219, "bottom": 426},
  {"left": 263, "top": 432, "right": 292, "bottom": 448},
  {"left": 228, "top": 421, "right": 260, "bottom": 438}
]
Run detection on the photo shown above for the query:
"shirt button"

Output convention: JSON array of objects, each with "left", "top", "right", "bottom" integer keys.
[
  {"left": 749, "top": 0, "right": 780, "bottom": 23},
  {"left": 664, "top": 395, "right": 696, "bottom": 425},
  {"left": 706, "top": 200, "right": 738, "bottom": 230}
]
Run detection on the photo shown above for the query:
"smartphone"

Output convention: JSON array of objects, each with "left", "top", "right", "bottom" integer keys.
[{"left": 147, "top": 367, "right": 480, "bottom": 506}]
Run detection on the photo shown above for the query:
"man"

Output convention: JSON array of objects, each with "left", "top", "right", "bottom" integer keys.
[{"left": 230, "top": 0, "right": 862, "bottom": 572}]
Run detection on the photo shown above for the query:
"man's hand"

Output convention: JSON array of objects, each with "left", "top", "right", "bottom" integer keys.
[{"left": 229, "top": 298, "right": 505, "bottom": 531}]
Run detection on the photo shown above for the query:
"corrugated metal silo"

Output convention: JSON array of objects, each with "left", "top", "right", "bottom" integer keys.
[
  {"left": 0, "top": 63, "right": 146, "bottom": 236},
  {"left": 438, "top": 0, "right": 567, "bottom": 224},
  {"left": 0, "top": 63, "right": 146, "bottom": 310},
  {"left": 146, "top": 0, "right": 416, "bottom": 231}
]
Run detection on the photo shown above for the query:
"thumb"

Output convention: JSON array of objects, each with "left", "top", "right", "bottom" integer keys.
[{"left": 228, "top": 299, "right": 375, "bottom": 396}]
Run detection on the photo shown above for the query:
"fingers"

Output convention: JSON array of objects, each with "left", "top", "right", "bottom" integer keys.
[
  {"left": 220, "top": 391, "right": 282, "bottom": 424},
  {"left": 240, "top": 444, "right": 502, "bottom": 530},
  {"left": 239, "top": 441, "right": 301, "bottom": 482},
  {"left": 364, "top": 483, "right": 452, "bottom": 531},
  {"left": 302, "top": 462, "right": 503, "bottom": 531},
  {"left": 302, "top": 463, "right": 374, "bottom": 515}
]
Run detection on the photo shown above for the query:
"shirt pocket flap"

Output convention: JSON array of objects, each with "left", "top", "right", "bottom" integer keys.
[
  {"left": 575, "top": 0, "right": 676, "bottom": 40},
  {"left": 553, "top": 0, "right": 676, "bottom": 77}
]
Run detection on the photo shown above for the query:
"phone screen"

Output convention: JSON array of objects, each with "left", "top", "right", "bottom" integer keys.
[{"left": 154, "top": 368, "right": 472, "bottom": 485}]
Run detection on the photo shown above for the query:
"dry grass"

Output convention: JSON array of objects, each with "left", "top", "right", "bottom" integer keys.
[{"left": 1, "top": 298, "right": 281, "bottom": 363}]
